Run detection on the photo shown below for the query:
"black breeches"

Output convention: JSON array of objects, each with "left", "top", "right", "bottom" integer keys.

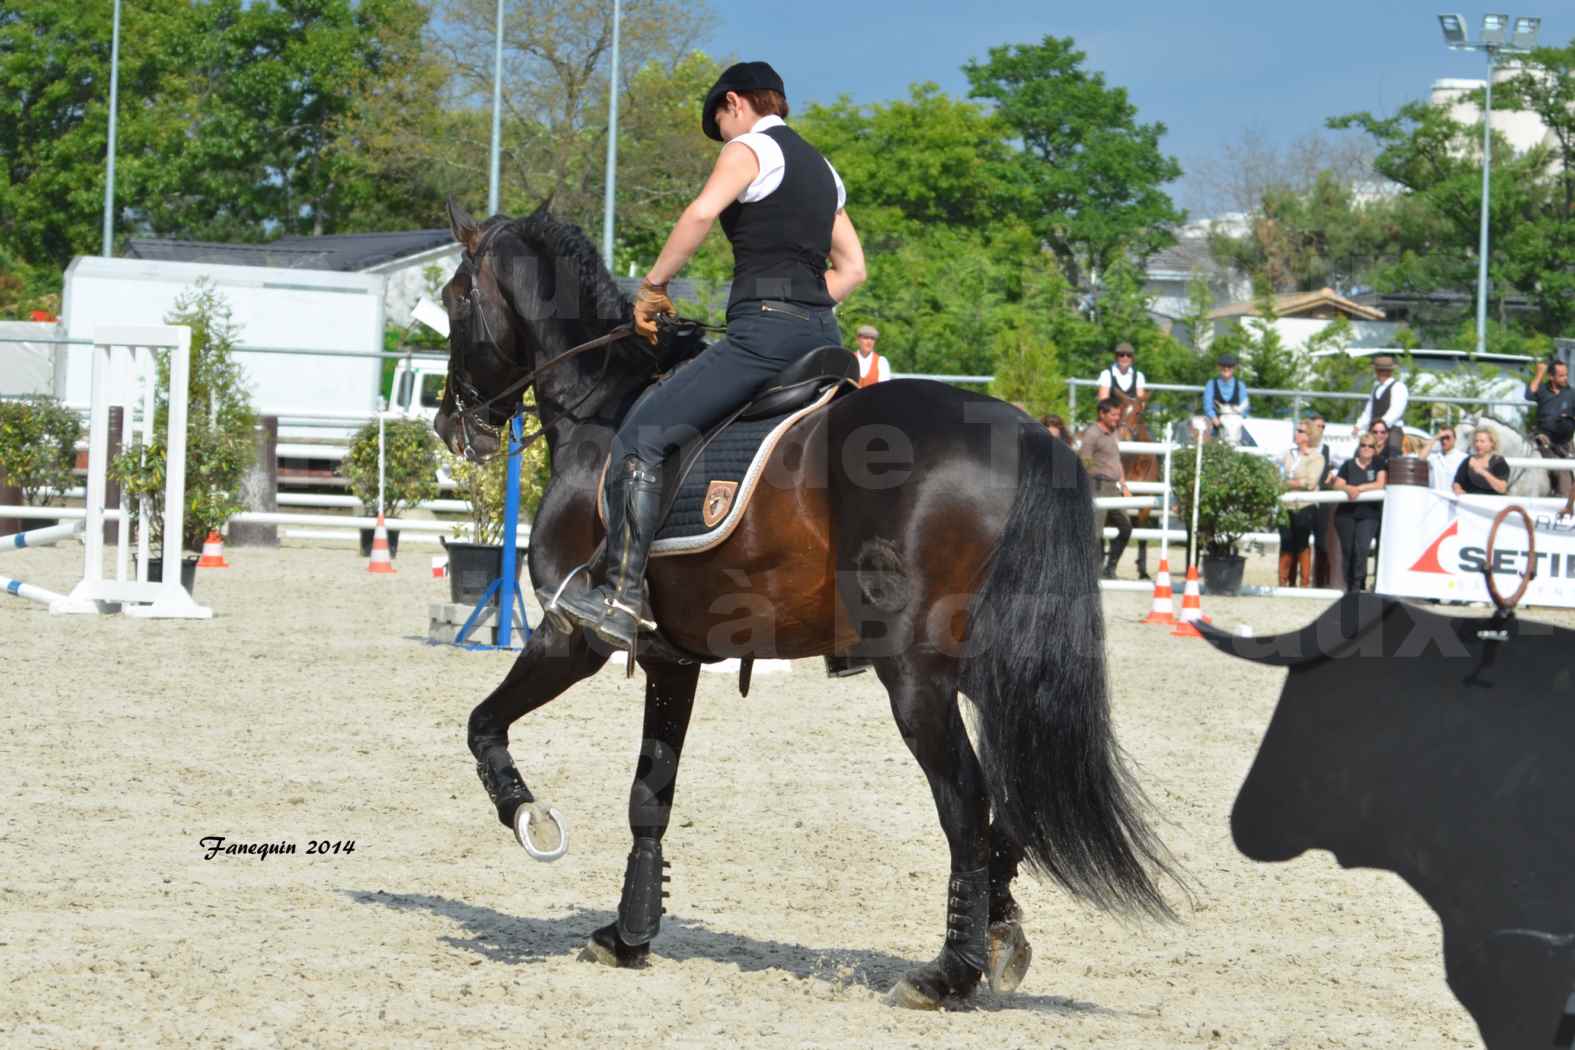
[
  {"left": 612, "top": 301, "right": 842, "bottom": 466},
  {"left": 1334, "top": 513, "right": 1380, "bottom": 592}
]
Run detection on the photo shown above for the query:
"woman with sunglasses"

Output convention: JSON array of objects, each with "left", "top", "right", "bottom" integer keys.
[
  {"left": 1277, "top": 422, "right": 1325, "bottom": 587},
  {"left": 1332, "top": 435, "right": 1387, "bottom": 592}
]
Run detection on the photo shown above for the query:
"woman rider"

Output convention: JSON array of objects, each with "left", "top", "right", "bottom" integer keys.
[{"left": 550, "top": 61, "right": 869, "bottom": 652}]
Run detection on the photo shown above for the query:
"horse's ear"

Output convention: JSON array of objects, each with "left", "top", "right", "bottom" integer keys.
[
  {"left": 446, "top": 196, "right": 482, "bottom": 254},
  {"left": 530, "top": 193, "right": 553, "bottom": 218}
]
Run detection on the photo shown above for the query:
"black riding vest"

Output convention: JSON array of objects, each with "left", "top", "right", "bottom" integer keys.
[
  {"left": 1110, "top": 366, "right": 1139, "bottom": 397},
  {"left": 719, "top": 125, "right": 837, "bottom": 312},
  {"left": 1212, "top": 377, "right": 1245, "bottom": 407},
  {"left": 1369, "top": 380, "right": 1395, "bottom": 421}
]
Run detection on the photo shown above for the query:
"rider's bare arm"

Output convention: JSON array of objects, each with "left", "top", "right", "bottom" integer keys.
[
  {"left": 824, "top": 209, "right": 867, "bottom": 303},
  {"left": 645, "top": 142, "right": 759, "bottom": 286}
]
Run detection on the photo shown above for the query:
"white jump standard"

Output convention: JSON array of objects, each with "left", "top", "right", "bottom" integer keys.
[{"left": 50, "top": 324, "right": 212, "bottom": 619}]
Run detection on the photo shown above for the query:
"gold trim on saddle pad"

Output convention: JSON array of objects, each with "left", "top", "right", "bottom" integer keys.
[{"left": 702, "top": 480, "right": 739, "bottom": 527}]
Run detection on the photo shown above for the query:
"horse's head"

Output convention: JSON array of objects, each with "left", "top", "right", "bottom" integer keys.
[{"left": 436, "top": 198, "right": 531, "bottom": 460}]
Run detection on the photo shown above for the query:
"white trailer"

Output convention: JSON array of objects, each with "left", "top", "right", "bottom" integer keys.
[{"left": 60, "top": 256, "right": 387, "bottom": 431}]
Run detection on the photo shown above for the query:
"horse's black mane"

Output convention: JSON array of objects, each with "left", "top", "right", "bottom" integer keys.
[{"left": 500, "top": 209, "right": 630, "bottom": 331}]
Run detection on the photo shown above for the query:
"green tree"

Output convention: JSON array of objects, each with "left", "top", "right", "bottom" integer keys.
[
  {"left": 1207, "top": 170, "right": 1387, "bottom": 294},
  {"left": 1495, "top": 41, "right": 1575, "bottom": 336},
  {"left": 1328, "top": 88, "right": 1556, "bottom": 335},
  {"left": 964, "top": 35, "right": 1185, "bottom": 289}
]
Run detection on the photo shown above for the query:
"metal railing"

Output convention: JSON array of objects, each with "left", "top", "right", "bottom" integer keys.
[{"left": 1066, "top": 377, "right": 1534, "bottom": 422}]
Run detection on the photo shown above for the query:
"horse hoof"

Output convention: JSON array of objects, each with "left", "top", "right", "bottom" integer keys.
[
  {"left": 514, "top": 803, "right": 568, "bottom": 862},
  {"left": 579, "top": 922, "right": 650, "bottom": 969},
  {"left": 885, "top": 976, "right": 944, "bottom": 1011},
  {"left": 986, "top": 921, "right": 1033, "bottom": 994}
]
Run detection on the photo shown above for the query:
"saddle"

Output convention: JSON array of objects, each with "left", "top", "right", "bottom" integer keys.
[{"left": 597, "top": 345, "right": 859, "bottom": 554}]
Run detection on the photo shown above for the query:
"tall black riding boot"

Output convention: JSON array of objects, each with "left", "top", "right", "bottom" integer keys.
[{"left": 550, "top": 455, "right": 661, "bottom": 651}]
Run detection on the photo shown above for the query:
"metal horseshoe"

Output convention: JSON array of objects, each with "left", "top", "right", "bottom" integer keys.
[{"left": 514, "top": 803, "right": 569, "bottom": 863}]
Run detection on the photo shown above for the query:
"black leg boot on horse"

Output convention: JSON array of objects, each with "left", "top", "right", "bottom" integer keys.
[{"left": 550, "top": 455, "right": 661, "bottom": 658}]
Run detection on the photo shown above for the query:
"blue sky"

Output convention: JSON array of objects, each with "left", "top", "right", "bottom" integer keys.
[{"left": 708, "top": 1, "right": 1571, "bottom": 214}]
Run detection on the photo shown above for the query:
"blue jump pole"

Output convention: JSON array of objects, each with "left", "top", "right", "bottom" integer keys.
[{"left": 454, "top": 412, "right": 531, "bottom": 650}]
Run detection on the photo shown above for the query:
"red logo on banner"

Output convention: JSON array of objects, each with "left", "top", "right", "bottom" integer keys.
[{"left": 1410, "top": 521, "right": 1460, "bottom": 575}]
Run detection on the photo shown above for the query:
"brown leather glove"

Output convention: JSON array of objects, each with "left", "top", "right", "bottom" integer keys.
[{"left": 632, "top": 280, "right": 674, "bottom": 345}]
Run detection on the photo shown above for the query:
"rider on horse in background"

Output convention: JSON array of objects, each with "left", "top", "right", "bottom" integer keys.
[
  {"left": 550, "top": 61, "right": 869, "bottom": 654},
  {"left": 1096, "top": 341, "right": 1148, "bottom": 413}
]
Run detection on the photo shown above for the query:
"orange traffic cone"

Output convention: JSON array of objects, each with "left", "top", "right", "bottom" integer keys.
[
  {"left": 1170, "top": 564, "right": 1212, "bottom": 638},
  {"left": 367, "top": 514, "right": 396, "bottom": 574},
  {"left": 196, "top": 530, "right": 229, "bottom": 568},
  {"left": 1142, "top": 557, "right": 1175, "bottom": 625}
]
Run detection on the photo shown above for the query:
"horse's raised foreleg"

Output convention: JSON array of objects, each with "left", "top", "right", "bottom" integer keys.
[
  {"left": 581, "top": 657, "right": 701, "bottom": 969},
  {"left": 468, "top": 624, "right": 609, "bottom": 840},
  {"left": 877, "top": 655, "right": 993, "bottom": 1009}
]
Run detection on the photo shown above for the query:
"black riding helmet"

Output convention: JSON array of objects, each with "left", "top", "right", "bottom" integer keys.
[{"left": 701, "top": 61, "right": 786, "bottom": 142}]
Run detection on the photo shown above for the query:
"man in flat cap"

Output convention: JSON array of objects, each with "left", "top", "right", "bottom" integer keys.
[
  {"left": 854, "top": 323, "right": 889, "bottom": 387},
  {"left": 1203, "top": 353, "right": 1249, "bottom": 443},
  {"left": 1354, "top": 353, "right": 1408, "bottom": 460}
]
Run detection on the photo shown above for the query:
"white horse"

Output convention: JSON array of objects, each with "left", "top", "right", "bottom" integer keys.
[{"left": 1456, "top": 415, "right": 1550, "bottom": 499}]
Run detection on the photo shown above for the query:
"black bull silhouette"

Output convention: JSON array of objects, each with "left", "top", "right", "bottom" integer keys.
[{"left": 1201, "top": 594, "right": 1575, "bottom": 1049}]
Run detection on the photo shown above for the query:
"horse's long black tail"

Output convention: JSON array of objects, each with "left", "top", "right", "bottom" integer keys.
[{"left": 960, "top": 424, "right": 1177, "bottom": 919}]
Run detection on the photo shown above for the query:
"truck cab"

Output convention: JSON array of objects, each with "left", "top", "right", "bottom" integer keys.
[{"left": 388, "top": 355, "right": 448, "bottom": 424}]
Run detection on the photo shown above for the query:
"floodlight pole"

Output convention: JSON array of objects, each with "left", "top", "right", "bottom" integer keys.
[
  {"left": 1475, "top": 64, "right": 1493, "bottom": 357},
  {"left": 601, "top": 0, "right": 622, "bottom": 268},
  {"left": 487, "top": 1, "right": 505, "bottom": 215},
  {"left": 101, "top": 0, "right": 122, "bottom": 257}
]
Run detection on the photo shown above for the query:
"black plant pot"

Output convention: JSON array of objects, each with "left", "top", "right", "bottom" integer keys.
[
  {"left": 358, "top": 527, "right": 400, "bottom": 558},
  {"left": 146, "top": 555, "right": 200, "bottom": 595},
  {"left": 444, "top": 541, "right": 524, "bottom": 607},
  {"left": 1201, "top": 554, "right": 1246, "bottom": 596}
]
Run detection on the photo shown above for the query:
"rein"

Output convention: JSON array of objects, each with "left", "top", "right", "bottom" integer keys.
[{"left": 453, "top": 314, "right": 722, "bottom": 463}]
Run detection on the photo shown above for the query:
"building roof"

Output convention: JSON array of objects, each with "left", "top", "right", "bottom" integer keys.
[
  {"left": 1210, "top": 287, "right": 1386, "bottom": 322},
  {"left": 125, "top": 229, "right": 458, "bottom": 272}
]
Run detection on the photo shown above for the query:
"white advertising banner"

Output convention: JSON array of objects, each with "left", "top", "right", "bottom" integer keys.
[{"left": 1377, "top": 483, "right": 1575, "bottom": 609}]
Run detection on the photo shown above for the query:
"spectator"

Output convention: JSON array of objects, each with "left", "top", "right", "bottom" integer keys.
[
  {"left": 1332, "top": 434, "right": 1387, "bottom": 592},
  {"left": 1305, "top": 413, "right": 1338, "bottom": 588},
  {"left": 1079, "top": 397, "right": 1132, "bottom": 579},
  {"left": 854, "top": 324, "right": 889, "bottom": 387},
  {"left": 1040, "top": 413, "right": 1069, "bottom": 445},
  {"left": 1202, "top": 354, "right": 1249, "bottom": 442},
  {"left": 1526, "top": 359, "right": 1574, "bottom": 499},
  {"left": 1096, "top": 342, "right": 1147, "bottom": 405},
  {"left": 1354, "top": 354, "right": 1407, "bottom": 459},
  {"left": 1453, "top": 429, "right": 1511, "bottom": 496},
  {"left": 1278, "top": 421, "right": 1326, "bottom": 587},
  {"left": 1418, "top": 426, "right": 1466, "bottom": 496},
  {"left": 1368, "top": 420, "right": 1393, "bottom": 474}
]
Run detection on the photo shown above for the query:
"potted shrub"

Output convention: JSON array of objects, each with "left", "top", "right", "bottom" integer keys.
[
  {"left": 106, "top": 282, "right": 257, "bottom": 593},
  {"left": 340, "top": 417, "right": 441, "bottom": 558},
  {"left": 0, "top": 396, "right": 83, "bottom": 527},
  {"left": 442, "top": 428, "right": 550, "bottom": 606},
  {"left": 1173, "top": 441, "right": 1283, "bottom": 595}
]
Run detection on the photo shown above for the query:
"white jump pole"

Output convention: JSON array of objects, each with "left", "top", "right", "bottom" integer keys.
[
  {"left": 1187, "top": 426, "right": 1205, "bottom": 569},
  {"left": 1161, "top": 440, "right": 1174, "bottom": 566},
  {"left": 1, "top": 521, "right": 83, "bottom": 549},
  {"left": 4, "top": 576, "right": 68, "bottom": 605}
]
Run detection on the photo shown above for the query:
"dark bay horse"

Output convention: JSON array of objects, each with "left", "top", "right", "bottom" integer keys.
[
  {"left": 1115, "top": 394, "right": 1159, "bottom": 579},
  {"left": 437, "top": 200, "right": 1176, "bottom": 1008}
]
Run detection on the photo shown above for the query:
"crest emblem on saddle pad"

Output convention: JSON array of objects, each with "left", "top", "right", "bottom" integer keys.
[{"left": 703, "top": 481, "right": 739, "bottom": 527}]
